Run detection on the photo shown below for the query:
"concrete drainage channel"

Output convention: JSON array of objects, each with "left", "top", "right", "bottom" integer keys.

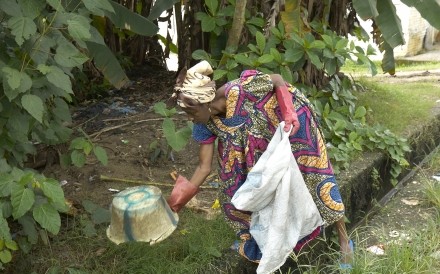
[{"left": 205, "top": 112, "right": 440, "bottom": 274}]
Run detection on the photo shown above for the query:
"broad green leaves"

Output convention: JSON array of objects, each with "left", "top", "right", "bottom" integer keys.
[
  {"left": 7, "top": 16, "right": 36, "bottom": 46},
  {"left": 154, "top": 102, "right": 193, "bottom": 152},
  {"left": 21, "top": 95, "right": 44, "bottom": 123},
  {"left": 401, "top": 0, "right": 440, "bottom": 30},
  {"left": 106, "top": 1, "right": 159, "bottom": 36},
  {"left": 37, "top": 64, "right": 73, "bottom": 95},
  {"left": 162, "top": 119, "right": 193, "bottom": 152},
  {"left": 33, "top": 204, "right": 61, "bottom": 234},
  {"left": 67, "top": 14, "right": 91, "bottom": 40},
  {"left": 148, "top": 0, "right": 179, "bottom": 20},
  {"left": 85, "top": 42, "right": 129, "bottom": 89},
  {"left": 11, "top": 184, "right": 35, "bottom": 219},
  {"left": 352, "top": 0, "right": 378, "bottom": 19},
  {"left": 375, "top": 0, "right": 405, "bottom": 48},
  {"left": 1, "top": 67, "right": 32, "bottom": 100}
]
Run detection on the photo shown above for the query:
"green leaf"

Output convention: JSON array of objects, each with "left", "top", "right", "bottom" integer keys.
[
  {"left": 192, "top": 49, "right": 211, "bottom": 61},
  {"left": 255, "top": 32, "right": 266, "bottom": 53},
  {"left": 352, "top": 0, "right": 378, "bottom": 19},
  {"left": 69, "top": 137, "right": 87, "bottom": 150},
  {"left": 18, "top": 215, "right": 38, "bottom": 244},
  {"left": 205, "top": 0, "right": 218, "bottom": 15},
  {"left": 7, "top": 16, "right": 37, "bottom": 46},
  {"left": 354, "top": 106, "right": 367, "bottom": 119},
  {"left": 106, "top": 1, "right": 158, "bottom": 36},
  {"left": 213, "top": 69, "right": 228, "bottom": 81},
  {"left": 234, "top": 54, "right": 254, "bottom": 67},
  {"left": 149, "top": 0, "right": 178, "bottom": 20},
  {"left": 381, "top": 41, "right": 395, "bottom": 74},
  {"left": 280, "top": 66, "right": 293, "bottom": 83},
  {"left": 5, "top": 240, "right": 18, "bottom": 251},
  {"left": 2, "top": 67, "right": 32, "bottom": 100},
  {"left": 200, "top": 16, "right": 216, "bottom": 32},
  {"left": 81, "top": 219, "right": 97, "bottom": 237},
  {"left": 82, "top": 200, "right": 98, "bottom": 214},
  {"left": 91, "top": 207, "right": 110, "bottom": 224},
  {"left": 375, "top": 0, "right": 405, "bottom": 48},
  {"left": 85, "top": 41, "right": 129, "bottom": 89},
  {"left": 270, "top": 48, "right": 282, "bottom": 63},
  {"left": 37, "top": 65, "right": 73, "bottom": 94},
  {"left": 310, "top": 40, "right": 326, "bottom": 49},
  {"left": 153, "top": 102, "right": 176, "bottom": 117},
  {"left": 307, "top": 51, "right": 323, "bottom": 69},
  {"left": 258, "top": 54, "right": 274, "bottom": 64},
  {"left": 18, "top": 0, "right": 45, "bottom": 19},
  {"left": 71, "top": 150, "right": 86, "bottom": 167},
  {"left": 247, "top": 17, "right": 265, "bottom": 27},
  {"left": 33, "top": 203, "right": 61, "bottom": 234},
  {"left": 162, "top": 118, "right": 191, "bottom": 152},
  {"left": 46, "top": 0, "right": 65, "bottom": 11},
  {"left": 0, "top": 214, "right": 12, "bottom": 241},
  {"left": 82, "top": 0, "right": 114, "bottom": 16},
  {"left": 54, "top": 42, "right": 89, "bottom": 68},
  {"left": 285, "top": 47, "right": 304, "bottom": 63},
  {"left": 21, "top": 94, "right": 44, "bottom": 123},
  {"left": 40, "top": 180, "right": 66, "bottom": 212},
  {"left": 0, "top": 0, "right": 22, "bottom": 17},
  {"left": 52, "top": 98, "right": 72, "bottom": 123},
  {"left": 93, "top": 146, "right": 108, "bottom": 166},
  {"left": 11, "top": 184, "right": 35, "bottom": 219},
  {"left": 325, "top": 59, "right": 337, "bottom": 76},
  {"left": 0, "top": 250, "right": 12, "bottom": 263},
  {"left": 67, "top": 14, "right": 91, "bottom": 40},
  {"left": 321, "top": 34, "right": 333, "bottom": 47},
  {"left": 29, "top": 35, "right": 56, "bottom": 65},
  {"left": 0, "top": 175, "right": 14, "bottom": 197},
  {"left": 401, "top": 0, "right": 440, "bottom": 29}
]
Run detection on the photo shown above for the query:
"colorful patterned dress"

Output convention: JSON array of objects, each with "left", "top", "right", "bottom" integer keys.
[{"left": 192, "top": 70, "right": 345, "bottom": 261}]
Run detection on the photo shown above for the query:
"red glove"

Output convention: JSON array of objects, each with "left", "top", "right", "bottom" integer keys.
[
  {"left": 167, "top": 175, "right": 199, "bottom": 213},
  {"left": 275, "top": 86, "right": 300, "bottom": 136}
]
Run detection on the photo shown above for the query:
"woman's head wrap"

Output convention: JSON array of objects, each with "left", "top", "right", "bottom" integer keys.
[{"left": 172, "top": 61, "right": 216, "bottom": 108}]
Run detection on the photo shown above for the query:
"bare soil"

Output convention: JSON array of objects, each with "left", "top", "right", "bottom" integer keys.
[{"left": 40, "top": 67, "right": 217, "bottom": 214}]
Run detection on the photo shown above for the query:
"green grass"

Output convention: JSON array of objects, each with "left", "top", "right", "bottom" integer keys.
[
  {"left": 10, "top": 210, "right": 236, "bottom": 274},
  {"left": 355, "top": 78, "right": 440, "bottom": 135},
  {"left": 341, "top": 60, "right": 440, "bottom": 75}
]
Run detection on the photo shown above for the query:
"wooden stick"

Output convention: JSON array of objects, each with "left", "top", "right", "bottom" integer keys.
[
  {"left": 90, "top": 122, "right": 131, "bottom": 139},
  {"left": 99, "top": 175, "right": 217, "bottom": 189}
]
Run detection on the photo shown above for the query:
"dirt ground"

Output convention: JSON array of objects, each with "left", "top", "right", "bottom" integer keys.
[{"left": 40, "top": 67, "right": 218, "bottom": 214}]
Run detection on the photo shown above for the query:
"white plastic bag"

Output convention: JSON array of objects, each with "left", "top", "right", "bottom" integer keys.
[{"left": 232, "top": 122, "right": 323, "bottom": 274}]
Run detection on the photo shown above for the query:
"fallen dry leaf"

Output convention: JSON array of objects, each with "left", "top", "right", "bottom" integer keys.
[{"left": 401, "top": 199, "right": 420, "bottom": 206}]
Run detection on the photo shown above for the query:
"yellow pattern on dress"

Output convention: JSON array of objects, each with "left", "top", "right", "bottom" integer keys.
[
  {"left": 297, "top": 131, "right": 329, "bottom": 169},
  {"left": 319, "top": 182, "right": 345, "bottom": 211}
]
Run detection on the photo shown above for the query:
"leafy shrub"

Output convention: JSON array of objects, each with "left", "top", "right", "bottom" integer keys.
[{"left": 0, "top": 0, "right": 160, "bottom": 268}]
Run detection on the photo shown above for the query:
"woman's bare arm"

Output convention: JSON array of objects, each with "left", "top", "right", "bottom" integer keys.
[{"left": 189, "top": 142, "right": 214, "bottom": 187}]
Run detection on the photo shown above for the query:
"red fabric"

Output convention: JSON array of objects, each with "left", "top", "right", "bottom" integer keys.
[
  {"left": 275, "top": 86, "right": 300, "bottom": 136},
  {"left": 167, "top": 175, "right": 199, "bottom": 212}
]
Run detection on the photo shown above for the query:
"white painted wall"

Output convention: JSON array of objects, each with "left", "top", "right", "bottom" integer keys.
[{"left": 353, "top": 0, "right": 434, "bottom": 60}]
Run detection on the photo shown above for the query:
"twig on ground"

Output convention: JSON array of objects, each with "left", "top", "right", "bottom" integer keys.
[
  {"left": 91, "top": 122, "right": 131, "bottom": 140},
  {"left": 99, "top": 175, "right": 217, "bottom": 189}
]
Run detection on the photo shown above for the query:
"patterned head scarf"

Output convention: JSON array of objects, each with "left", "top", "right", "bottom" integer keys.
[{"left": 172, "top": 61, "right": 216, "bottom": 108}]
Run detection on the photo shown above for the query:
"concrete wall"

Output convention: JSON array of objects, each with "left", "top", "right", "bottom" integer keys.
[{"left": 355, "top": 0, "right": 439, "bottom": 60}]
